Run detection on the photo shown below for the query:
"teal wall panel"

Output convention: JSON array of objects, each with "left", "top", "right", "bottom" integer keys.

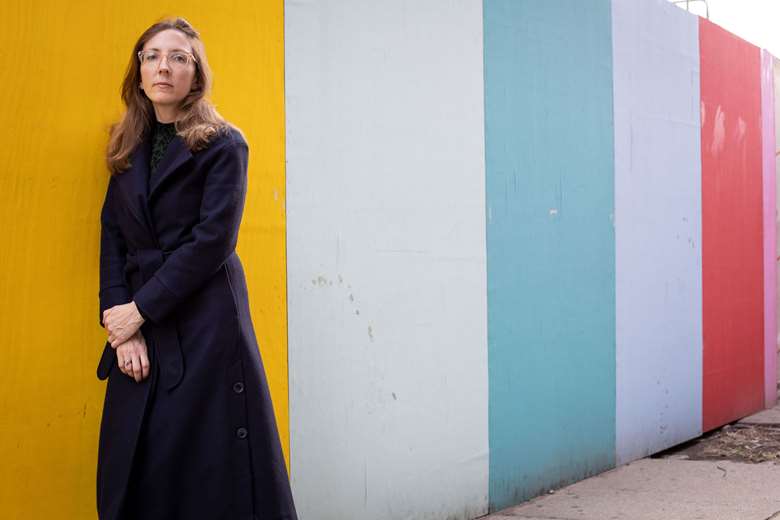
[{"left": 484, "top": 0, "right": 616, "bottom": 510}]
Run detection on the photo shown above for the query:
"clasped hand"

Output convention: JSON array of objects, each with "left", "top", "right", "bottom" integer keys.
[
  {"left": 103, "top": 302, "right": 149, "bottom": 382},
  {"left": 103, "top": 301, "right": 144, "bottom": 347}
]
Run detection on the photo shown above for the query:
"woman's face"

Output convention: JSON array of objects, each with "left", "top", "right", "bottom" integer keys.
[{"left": 138, "top": 29, "right": 197, "bottom": 120}]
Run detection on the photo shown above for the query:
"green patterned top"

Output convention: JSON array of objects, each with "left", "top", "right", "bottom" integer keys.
[{"left": 149, "top": 120, "right": 177, "bottom": 176}]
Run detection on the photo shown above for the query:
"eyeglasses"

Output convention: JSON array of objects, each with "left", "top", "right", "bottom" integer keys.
[{"left": 137, "top": 50, "right": 197, "bottom": 70}]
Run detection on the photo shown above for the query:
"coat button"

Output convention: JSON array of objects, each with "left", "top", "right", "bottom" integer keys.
[
  {"left": 236, "top": 427, "right": 248, "bottom": 439},
  {"left": 233, "top": 381, "right": 244, "bottom": 394}
]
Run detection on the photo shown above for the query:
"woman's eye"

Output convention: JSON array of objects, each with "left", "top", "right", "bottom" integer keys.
[
  {"left": 143, "top": 52, "right": 158, "bottom": 61},
  {"left": 171, "top": 54, "right": 187, "bottom": 64}
]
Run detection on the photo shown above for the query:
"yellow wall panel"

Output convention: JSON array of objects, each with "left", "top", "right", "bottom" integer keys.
[{"left": 0, "top": 1, "right": 287, "bottom": 517}]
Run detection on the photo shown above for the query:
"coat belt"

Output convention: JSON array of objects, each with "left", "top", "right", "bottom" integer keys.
[{"left": 125, "top": 248, "right": 185, "bottom": 391}]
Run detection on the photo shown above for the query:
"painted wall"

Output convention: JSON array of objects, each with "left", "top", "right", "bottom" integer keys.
[
  {"left": 0, "top": 2, "right": 288, "bottom": 518},
  {"left": 762, "top": 50, "right": 777, "bottom": 409},
  {"left": 484, "top": 0, "right": 616, "bottom": 510},
  {"left": 612, "top": 0, "right": 703, "bottom": 464},
  {"left": 2, "top": 0, "right": 778, "bottom": 518},
  {"left": 284, "top": 1, "right": 489, "bottom": 519},
  {"left": 700, "top": 18, "right": 765, "bottom": 432},
  {"left": 776, "top": 56, "right": 780, "bottom": 386}
]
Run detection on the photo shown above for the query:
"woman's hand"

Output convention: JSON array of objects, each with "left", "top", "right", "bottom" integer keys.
[
  {"left": 115, "top": 330, "right": 150, "bottom": 382},
  {"left": 103, "top": 301, "right": 145, "bottom": 348}
]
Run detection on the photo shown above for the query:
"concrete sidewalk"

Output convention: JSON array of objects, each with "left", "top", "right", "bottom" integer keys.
[{"left": 482, "top": 405, "right": 780, "bottom": 520}]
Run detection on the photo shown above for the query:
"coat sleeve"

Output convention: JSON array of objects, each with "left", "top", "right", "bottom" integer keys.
[
  {"left": 99, "top": 175, "right": 131, "bottom": 327},
  {"left": 132, "top": 138, "right": 249, "bottom": 324}
]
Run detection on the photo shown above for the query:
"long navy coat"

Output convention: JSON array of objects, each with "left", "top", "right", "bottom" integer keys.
[{"left": 96, "top": 125, "right": 297, "bottom": 520}]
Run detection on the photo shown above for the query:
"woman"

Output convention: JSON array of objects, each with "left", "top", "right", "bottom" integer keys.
[{"left": 96, "top": 17, "right": 297, "bottom": 520}]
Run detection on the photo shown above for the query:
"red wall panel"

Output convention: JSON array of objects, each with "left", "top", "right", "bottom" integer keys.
[{"left": 700, "top": 19, "right": 765, "bottom": 432}]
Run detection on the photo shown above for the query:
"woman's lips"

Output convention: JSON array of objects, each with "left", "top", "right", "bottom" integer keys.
[{"left": 154, "top": 83, "right": 173, "bottom": 88}]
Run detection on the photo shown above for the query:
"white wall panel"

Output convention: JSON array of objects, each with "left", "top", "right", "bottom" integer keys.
[
  {"left": 284, "top": 1, "right": 488, "bottom": 518},
  {"left": 613, "top": 0, "right": 703, "bottom": 464}
]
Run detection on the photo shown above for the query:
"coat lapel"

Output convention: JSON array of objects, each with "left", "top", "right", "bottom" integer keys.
[
  {"left": 148, "top": 135, "right": 193, "bottom": 201},
  {"left": 120, "top": 135, "right": 153, "bottom": 235}
]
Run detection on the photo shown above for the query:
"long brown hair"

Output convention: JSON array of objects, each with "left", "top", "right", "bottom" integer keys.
[{"left": 106, "top": 17, "right": 236, "bottom": 174}]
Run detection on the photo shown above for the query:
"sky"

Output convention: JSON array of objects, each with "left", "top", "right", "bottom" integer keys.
[{"left": 670, "top": 0, "right": 780, "bottom": 56}]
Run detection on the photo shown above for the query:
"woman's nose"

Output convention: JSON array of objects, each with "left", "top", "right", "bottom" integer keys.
[{"left": 156, "top": 58, "right": 170, "bottom": 72}]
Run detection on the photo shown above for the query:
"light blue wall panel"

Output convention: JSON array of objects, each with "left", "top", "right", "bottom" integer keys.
[
  {"left": 484, "top": 0, "right": 616, "bottom": 510},
  {"left": 285, "top": 1, "right": 489, "bottom": 519},
  {"left": 612, "top": 0, "right": 703, "bottom": 465}
]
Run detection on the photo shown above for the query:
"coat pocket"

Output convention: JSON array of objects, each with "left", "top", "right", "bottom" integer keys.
[{"left": 96, "top": 341, "right": 115, "bottom": 380}]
